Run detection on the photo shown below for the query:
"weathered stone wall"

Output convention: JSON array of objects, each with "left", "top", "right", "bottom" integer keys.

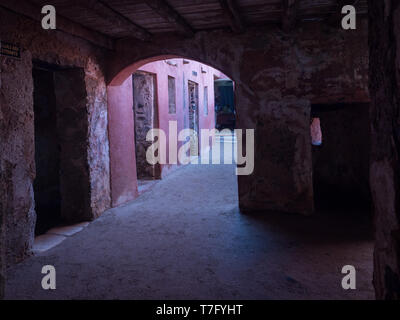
[
  {"left": 85, "top": 59, "right": 111, "bottom": 219},
  {"left": 0, "top": 7, "right": 111, "bottom": 263},
  {"left": 0, "top": 151, "right": 10, "bottom": 300},
  {"left": 312, "top": 103, "right": 371, "bottom": 210},
  {"left": 0, "top": 49, "right": 36, "bottom": 265},
  {"left": 368, "top": 0, "right": 400, "bottom": 300},
  {"left": 107, "top": 20, "right": 369, "bottom": 215},
  {"left": 241, "top": 97, "right": 313, "bottom": 214}
]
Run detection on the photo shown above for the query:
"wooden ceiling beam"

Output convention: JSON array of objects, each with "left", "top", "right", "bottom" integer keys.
[
  {"left": 77, "top": 0, "right": 152, "bottom": 41},
  {"left": 218, "top": 0, "right": 245, "bottom": 33},
  {"left": 144, "top": 0, "right": 194, "bottom": 37},
  {"left": 0, "top": 0, "right": 114, "bottom": 50}
]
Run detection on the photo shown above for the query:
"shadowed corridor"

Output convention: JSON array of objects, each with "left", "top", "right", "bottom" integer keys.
[{"left": 5, "top": 160, "right": 373, "bottom": 299}]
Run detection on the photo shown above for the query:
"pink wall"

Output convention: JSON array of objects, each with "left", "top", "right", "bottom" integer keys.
[
  {"left": 107, "top": 59, "right": 228, "bottom": 206},
  {"left": 139, "top": 58, "right": 227, "bottom": 176},
  {"left": 107, "top": 77, "right": 139, "bottom": 207}
]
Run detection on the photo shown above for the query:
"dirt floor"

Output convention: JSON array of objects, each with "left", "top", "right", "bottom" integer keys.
[{"left": 5, "top": 161, "right": 374, "bottom": 299}]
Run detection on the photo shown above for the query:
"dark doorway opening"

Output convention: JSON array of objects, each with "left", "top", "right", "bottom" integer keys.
[
  {"left": 311, "top": 103, "right": 372, "bottom": 214},
  {"left": 214, "top": 78, "right": 235, "bottom": 130},
  {"left": 33, "top": 66, "right": 62, "bottom": 235},
  {"left": 33, "top": 62, "right": 91, "bottom": 235}
]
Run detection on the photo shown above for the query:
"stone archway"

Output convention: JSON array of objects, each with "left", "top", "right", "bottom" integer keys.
[
  {"left": 105, "top": 28, "right": 323, "bottom": 215},
  {"left": 106, "top": 21, "right": 371, "bottom": 215},
  {"left": 106, "top": 24, "right": 369, "bottom": 215},
  {"left": 106, "top": 54, "right": 240, "bottom": 207}
]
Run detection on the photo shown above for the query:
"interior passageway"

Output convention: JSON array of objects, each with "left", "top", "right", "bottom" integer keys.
[
  {"left": 2, "top": 0, "right": 398, "bottom": 301},
  {"left": 5, "top": 156, "right": 373, "bottom": 299}
]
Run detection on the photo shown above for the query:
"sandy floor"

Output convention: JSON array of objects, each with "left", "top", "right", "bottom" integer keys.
[{"left": 5, "top": 162, "right": 374, "bottom": 299}]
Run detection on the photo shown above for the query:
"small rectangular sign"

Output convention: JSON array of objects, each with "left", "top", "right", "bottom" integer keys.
[{"left": 0, "top": 41, "right": 21, "bottom": 59}]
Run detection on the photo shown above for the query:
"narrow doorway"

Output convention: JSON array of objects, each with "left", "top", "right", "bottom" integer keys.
[
  {"left": 133, "top": 71, "right": 160, "bottom": 190},
  {"left": 311, "top": 103, "right": 372, "bottom": 214},
  {"left": 32, "top": 67, "right": 62, "bottom": 235},
  {"left": 188, "top": 80, "right": 199, "bottom": 156},
  {"left": 214, "top": 79, "right": 235, "bottom": 130},
  {"left": 32, "top": 62, "right": 91, "bottom": 235}
]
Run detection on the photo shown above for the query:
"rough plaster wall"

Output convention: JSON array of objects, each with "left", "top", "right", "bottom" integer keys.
[
  {"left": 368, "top": 0, "right": 400, "bottom": 300},
  {"left": 56, "top": 65, "right": 111, "bottom": 222},
  {"left": 55, "top": 65, "right": 111, "bottom": 222},
  {"left": 85, "top": 59, "right": 111, "bottom": 218},
  {"left": 312, "top": 104, "right": 371, "bottom": 209},
  {"left": 108, "top": 22, "right": 369, "bottom": 103},
  {"left": 0, "top": 158, "right": 7, "bottom": 299},
  {"left": 107, "top": 77, "right": 139, "bottom": 207},
  {"left": 107, "top": 21, "right": 369, "bottom": 216},
  {"left": 0, "top": 7, "right": 111, "bottom": 263},
  {"left": 0, "top": 50, "right": 36, "bottom": 265},
  {"left": 0, "top": 154, "right": 10, "bottom": 300},
  {"left": 239, "top": 97, "right": 313, "bottom": 214}
]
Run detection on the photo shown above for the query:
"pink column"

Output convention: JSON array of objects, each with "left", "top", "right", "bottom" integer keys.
[{"left": 107, "top": 77, "right": 139, "bottom": 207}]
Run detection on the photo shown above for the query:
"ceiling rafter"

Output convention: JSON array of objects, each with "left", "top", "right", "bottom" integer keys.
[
  {"left": 76, "top": 0, "right": 152, "bottom": 41},
  {"left": 144, "top": 0, "right": 195, "bottom": 37},
  {"left": 218, "top": 0, "right": 245, "bottom": 33}
]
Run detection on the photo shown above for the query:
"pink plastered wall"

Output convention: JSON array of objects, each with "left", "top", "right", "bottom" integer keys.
[
  {"left": 107, "top": 58, "right": 229, "bottom": 206},
  {"left": 107, "top": 77, "right": 139, "bottom": 207},
  {"left": 138, "top": 58, "right": 228, "bottom": 177}
]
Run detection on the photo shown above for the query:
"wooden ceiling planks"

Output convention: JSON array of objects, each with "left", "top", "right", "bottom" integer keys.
[
  {"left": 21, "top": 0, "right": 369, "bottom": 42},
  {"left": 107, "top": 1, "right": 177, "bottom": 34},
  {"left": 167, "top": 0, "right": 227, "bottom": 30}
]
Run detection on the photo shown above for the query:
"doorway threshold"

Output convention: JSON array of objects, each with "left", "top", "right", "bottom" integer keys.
[{"left": 32, "top": 222, "right": 89, "bottom": 254}]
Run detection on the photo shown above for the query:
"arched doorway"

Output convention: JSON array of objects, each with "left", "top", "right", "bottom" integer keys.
[
  {"left": 106, "top": 44, "right": 316, "bottom": 215},
  {"left": 106, "top": 56, "right": 237, "bottom": 207}
]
